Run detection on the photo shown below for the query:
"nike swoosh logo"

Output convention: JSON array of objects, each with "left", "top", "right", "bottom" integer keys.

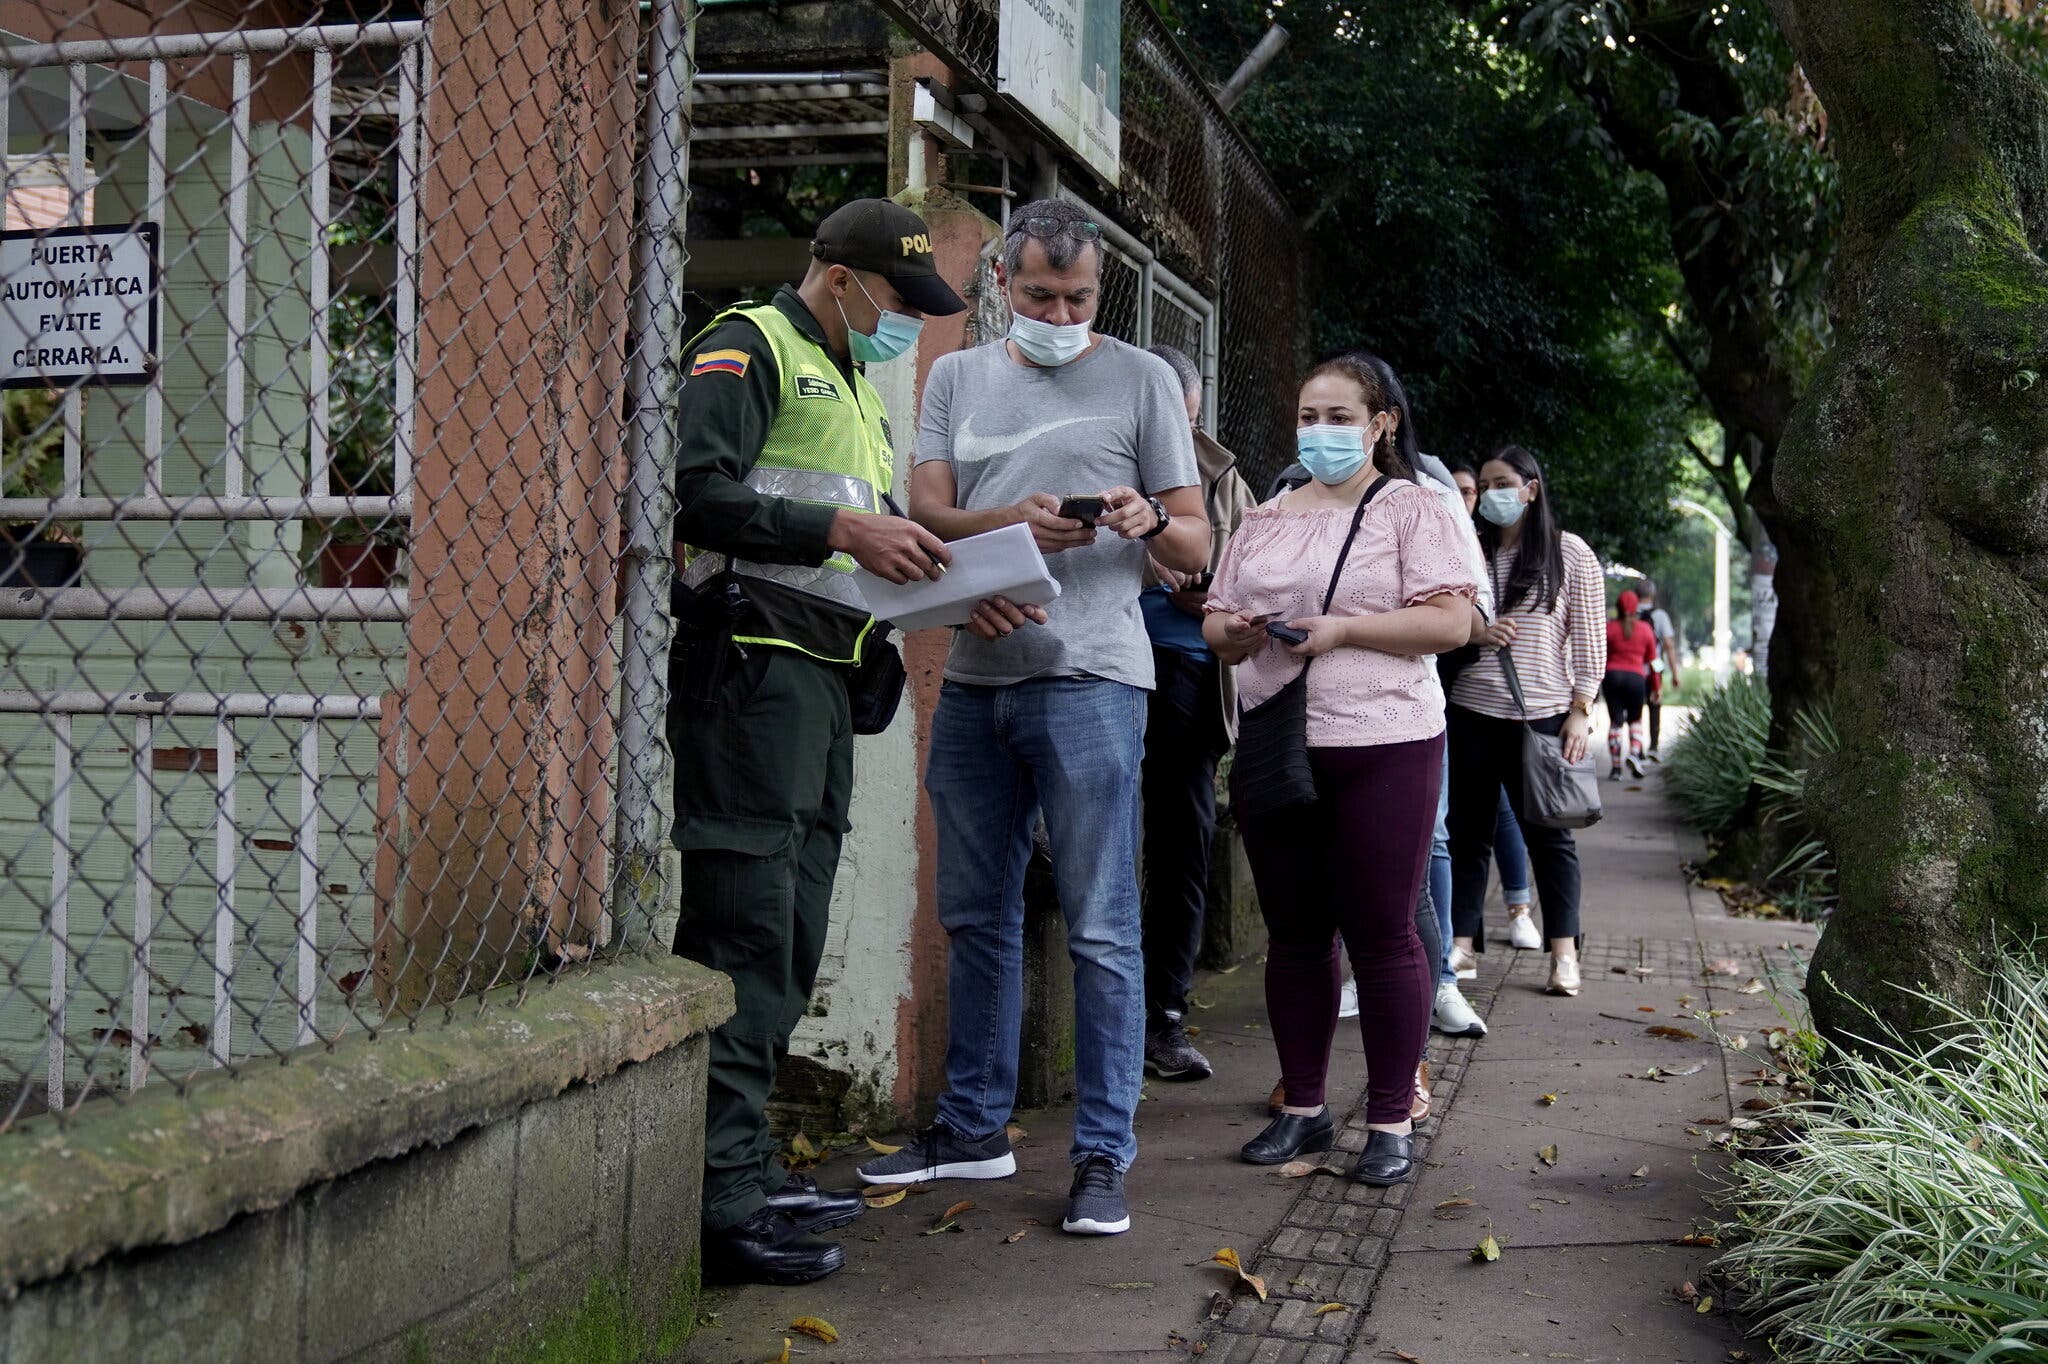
[{"left": 952, "top": 413, "right": 1104, "bottom": 464}]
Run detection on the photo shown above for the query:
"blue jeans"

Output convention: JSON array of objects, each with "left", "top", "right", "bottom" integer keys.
[
  {"left": 1494, "top": 788, "right": 1532, "bottom": 906},
  {"left": 1432, "top": 749, "right": 1455, "bottom": 985},
  {"left": 927, "top": 678, "right": 1146, "bottom": 1170}
]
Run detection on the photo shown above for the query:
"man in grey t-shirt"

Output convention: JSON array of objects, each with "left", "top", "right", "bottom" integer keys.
[{"left": 855, "top": 199, "right": 1207, "bottom": 1238}]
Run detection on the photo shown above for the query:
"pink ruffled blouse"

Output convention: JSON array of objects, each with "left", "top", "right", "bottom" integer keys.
[{"left": 1206, "top": 480, "right": 1481, "bottom": 748}]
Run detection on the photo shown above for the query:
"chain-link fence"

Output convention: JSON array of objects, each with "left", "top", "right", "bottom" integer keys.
[
  {"left": 877, "top": 0, "right": 1303, "bottom": 488},
  {"left": 0, "top": 0, "right": 692, "bottom": 1129}
]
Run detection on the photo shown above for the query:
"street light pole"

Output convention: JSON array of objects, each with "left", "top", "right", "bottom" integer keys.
[{"left": 1672, "top": 498, "right": 1734, "bottom": 683}]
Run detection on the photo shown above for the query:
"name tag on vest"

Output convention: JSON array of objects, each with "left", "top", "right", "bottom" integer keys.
[{"left": 794, "top": 374, "right": 840, "bottom": 401}]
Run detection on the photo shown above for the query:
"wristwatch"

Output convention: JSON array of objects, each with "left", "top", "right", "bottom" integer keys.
[
  {"left": 1569, "top": 696, "right": 1596, "bottom": 718},
  {"left": 1138, "top": 494, "right": 1170, "bottom": 540}
]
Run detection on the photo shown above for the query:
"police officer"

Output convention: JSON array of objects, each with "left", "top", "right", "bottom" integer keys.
[{"left": 670, "top": 199, "right": 964, "bottom": 1285}]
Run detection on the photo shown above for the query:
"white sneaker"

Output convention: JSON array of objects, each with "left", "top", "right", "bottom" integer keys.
[
  {"left": 1626, "top": 753, "right": 1645, "bottom": 778},
  {"left": 1448, "top": 945, "right": 1479, "bottom": 981},
  {"left": 1338, "top": 977, "right": 1360, "bottom": 1019},
  {"left": 1507, "top": 907, "right": 1542, "bottom": 951},
  {"left": 1432, "top": 981, "right": 1487, "bottom": 1037}
]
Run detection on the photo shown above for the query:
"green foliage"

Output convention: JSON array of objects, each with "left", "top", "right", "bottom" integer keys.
[
  {"left": 1161, "top": 1, "right": 1692, "bottom": 567},
  {"left": 1665, "top": 675, "right": 1771, "bottom": 835},
  {"left": 1716, "top": 948, "right": 2048, "bottom": 1361},
  {"left": 2, "top": 389, "right": 64, "bottom": 500},
  {"left": 1753, "top": 706, "right": 1840, "bottom": 919}
]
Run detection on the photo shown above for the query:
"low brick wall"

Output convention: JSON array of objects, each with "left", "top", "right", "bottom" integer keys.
[{"left": 0, "top": 954, "right": 732, "bottom": 1364}]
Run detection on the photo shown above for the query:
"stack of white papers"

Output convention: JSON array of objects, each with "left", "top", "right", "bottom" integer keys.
[{"left": 852, "top": 521, "right": 1061, "bottom": 631}]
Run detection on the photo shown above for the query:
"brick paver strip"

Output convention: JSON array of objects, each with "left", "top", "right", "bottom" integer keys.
[{"left": 1198, "top": 932, "right": 1807, "bottom": 1359}]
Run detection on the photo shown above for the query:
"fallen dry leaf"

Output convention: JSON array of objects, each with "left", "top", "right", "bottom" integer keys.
[
  {"left": 1435, "top": 1196, "right": 1477, "bottom": 1211},
  {"left": 1697, "top": 1295, "right": 1715, "bottom": 1314},
  {"left": 865, "top": 1138, "right": 902, "bottom": 1155},
  {"left": 1967, "top": 1133, "right": 1985, "bottom": 1152},
  {"left": 790, "top": 1132, "right": 819, "bottom": 1161},
  {"left": 1632, "top": 1165, "right": 1651, "bottom": 1179},
  {"left": 1539, "top": 1093, "right": 1560, "bottom": 1106},
  {"left": 1676, "top": 1233, "right": 1720, "bottom": 1247},
  {"left": 1637, "top": 1006, "right": 1658, "bottom": 1013},
  {"left": 1704, "top": 958, "right": 1743, "bottom": 977},
  {"left": 1313, "top": 1302, "right": 1348, "bottom": 1316},
  {"left": 1006, "top": 1121, "right": 1028, "bottom": 1144},
  {"left": 1208, "top": 1247, "right": 1268, "bottom": 1301},
  {"left": 1736, "top": 978, "right": 1766, "bottom": 994},
  {"left": 790, "top": 1316, "right": 839, "bottom": 1344},
  {"left": 1471, "top": 1234, "right": 1502, "bottom": 1263},
  {"left": 1741, "top": 1097, "right": 1779, "bottom": 1111},
  {"left": 1279, "top": 1158, "right": 1345, "bottom": 1178},
  {"left": 862, "top": 1188, "right": 907, "bottom": 1209},
  {"left": 1537, "top": 1144, "right": 1559, "bottom": 1166},
  {"left": 1665, "top": 1061, "right": 1708, "bottom": 1076},
  {"left": 774, "top": 1339, "right": 791, "bottom": 1364},
  {"left": 1675, "top": 1280, "right": 1699, "bottom": 1303},
  {"left": 1726, "top": 1034, "right": 1752, "bottom": 1051},
  {"left": 941, "top": 1200, "right": 975, "bottom": 1222},
  {"left": 920, "top": 1222, "right": 962, "bottom": 1236},
  {"left": 1380, "top": 1351, "right": 1428, "bottom": 1363},
  {"left": 1004, "top": 1229, "right": 1028, "bottom": 1244},
  {"left": 1646, "top": 1025, "right": 1700, "bottom": 1040}
]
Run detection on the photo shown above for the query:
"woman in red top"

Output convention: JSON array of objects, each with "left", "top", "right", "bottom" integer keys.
[{"left": 1603, "top": 589, "right": 1660, "bottom": 779}]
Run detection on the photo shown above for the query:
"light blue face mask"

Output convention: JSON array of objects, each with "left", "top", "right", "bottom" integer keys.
[
  {"left": 1295, "top": 423, "right": 1371, "bottom": 485},
  {"left": 1477, "top": 487, "right": 1529, "bottom": 527},
  {"left": 1008, "top": 310, "right": 1093, "bottom": 366},
  {"left": 841, "top": 273, "right": 923, "bottom": 364}
]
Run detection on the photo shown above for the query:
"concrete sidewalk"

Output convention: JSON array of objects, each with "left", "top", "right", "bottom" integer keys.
[{"left": 686, "top": 770, "right": 1817, "bottom": 1364}]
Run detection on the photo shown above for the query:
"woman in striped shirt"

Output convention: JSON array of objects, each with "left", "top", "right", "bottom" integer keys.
[{"left": 1444, "top": 445, "right": 1606, "bottom": 997}]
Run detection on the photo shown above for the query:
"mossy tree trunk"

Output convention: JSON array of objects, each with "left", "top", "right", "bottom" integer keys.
[{"left": 1767, "top": 0, "right": 2048, "bottom": 1043}]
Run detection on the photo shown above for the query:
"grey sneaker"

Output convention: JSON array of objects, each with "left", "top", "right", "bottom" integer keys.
[
  {"left": 1144, "top": 1017, "right": 1213, "bottom": 1081},
  {"left": 1061, "top": 1155, "right": 1130, "bottom": 1235},
  {"left": 855, "top": 1121, "right": 1017, "bottom": 1187}
]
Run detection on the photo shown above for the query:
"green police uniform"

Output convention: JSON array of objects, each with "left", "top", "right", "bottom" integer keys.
[{"left": 669, "top": 284, "right": 894, "bottom": 1232}]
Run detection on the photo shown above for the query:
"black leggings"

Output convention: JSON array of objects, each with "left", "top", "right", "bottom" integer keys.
[
  {"left": 1601, "top": 669, "right": 1648, "bottom": 725},
  {"left": 1446, "top": 705, "right": 1583, "bottom": 947}
]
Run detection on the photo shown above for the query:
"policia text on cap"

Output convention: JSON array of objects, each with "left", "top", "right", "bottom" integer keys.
[{"left": 667, "top": 199, "right": 965, "bottom": 1287}]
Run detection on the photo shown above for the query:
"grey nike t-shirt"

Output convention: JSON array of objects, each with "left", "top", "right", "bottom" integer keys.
[{"left": 916, "top": 334, "right": 1198, "bottom": 689}]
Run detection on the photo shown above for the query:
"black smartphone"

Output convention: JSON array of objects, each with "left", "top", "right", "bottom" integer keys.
[
  {"left": 1265, "top": 621, "right": 1310, "bottom": 647},
  {"left": 1056, "top": 495, "right": 1106, "bottom": 527}
]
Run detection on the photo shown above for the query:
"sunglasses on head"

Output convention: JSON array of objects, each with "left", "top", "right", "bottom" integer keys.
[{"left": 1007, "top": 215, "right": 1104, "bottom": 244}]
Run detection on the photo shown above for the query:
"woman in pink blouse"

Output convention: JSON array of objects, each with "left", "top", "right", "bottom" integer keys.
[{"left": 1202, "top": 354, "right": 1480, "bottom": 1186}]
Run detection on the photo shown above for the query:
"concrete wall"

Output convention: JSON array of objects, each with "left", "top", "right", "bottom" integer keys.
[{"left": 0, "top": 954, "right": 732, "bottom": 1364}]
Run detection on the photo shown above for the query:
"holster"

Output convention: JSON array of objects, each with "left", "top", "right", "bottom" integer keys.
[
  {"left": 670, "top": 574, "right": 750, "bottom": 706},
  {"left": 847, "top": 624, "right": 906, "bottom": 736}
]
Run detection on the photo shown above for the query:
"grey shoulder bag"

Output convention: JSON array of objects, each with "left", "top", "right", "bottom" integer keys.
[{"left": 1496, "top": 647, "right": 1603, "bottom": 830}]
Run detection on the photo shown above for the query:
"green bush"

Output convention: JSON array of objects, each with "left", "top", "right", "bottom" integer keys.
[
  {"left": 1715, "top": 949, "right": 2048, "bottom": 1361},
  {"left": 1665, "top": 675, "right": 1772, "bottom": 835}
]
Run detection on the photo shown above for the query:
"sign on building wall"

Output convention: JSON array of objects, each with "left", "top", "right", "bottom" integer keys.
[
  {"left": 0, "top": 223, "right": 160, "bottom": 389},
  {"left": 998, "top": 0, "right": 1122, "bottom": 186}
]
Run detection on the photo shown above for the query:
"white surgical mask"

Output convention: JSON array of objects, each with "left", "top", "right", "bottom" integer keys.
[
  {"left": 1008, "top": 311, "right": 1092, "bottom": 366},
  {"left": 1477, "top": 487, "right": 1528, "bottom": 528}
]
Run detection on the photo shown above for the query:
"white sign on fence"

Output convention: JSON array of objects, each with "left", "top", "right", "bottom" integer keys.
[
  {"left": 0, "top": 223, "right": 159, "bottom": 388},
  {"left": 998, "top": 0, "right": 1122, "bottom": 186}
]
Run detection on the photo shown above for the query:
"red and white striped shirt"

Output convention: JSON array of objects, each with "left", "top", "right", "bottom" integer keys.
[{"left": 1450, "top": 533, "right": 1606, "bottom": 720}]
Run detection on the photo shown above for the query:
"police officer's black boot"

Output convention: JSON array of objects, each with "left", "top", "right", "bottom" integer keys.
[
  {"left": 763, "top": 1171, "right": 866, "bottom": 1234},
  {"left": 702, "top": 1206, "right": 846, "bottom": 1286}
]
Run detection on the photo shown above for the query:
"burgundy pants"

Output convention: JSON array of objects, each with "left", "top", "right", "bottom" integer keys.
[{"left": 1236, "top": 735, "right": 1442, "bottom": 1125}]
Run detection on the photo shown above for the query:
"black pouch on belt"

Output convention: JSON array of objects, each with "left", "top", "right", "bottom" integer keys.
[
  {"left": 671, "top": 574, "right": 750, "bottom": 706},
  {"left": 847, "top": 623, "right": 906, "bottom": 735}
]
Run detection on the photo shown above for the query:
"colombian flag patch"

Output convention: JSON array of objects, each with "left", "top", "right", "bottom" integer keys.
[{"left": 691, "top": 348, "right": 750, "bottom": 378}]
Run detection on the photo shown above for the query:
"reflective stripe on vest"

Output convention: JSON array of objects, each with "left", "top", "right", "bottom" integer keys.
[{"left": 680, "top": 301, "right": 896, "bottom": 658}]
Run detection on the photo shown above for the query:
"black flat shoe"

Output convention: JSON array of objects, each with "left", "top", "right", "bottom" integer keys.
[
  {"left": 764, "top": 1171, "right": 865, "bottom": 1233},
  {"left": 1348, "top": 1129, "right": 1415, "bottom": 1186},
  {"left": 1240, "top": 1109, "right": 1335, "bottom": 1165},
  {"left": 702, "top": 1207, "right": 846, "bottom": 1286}
]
